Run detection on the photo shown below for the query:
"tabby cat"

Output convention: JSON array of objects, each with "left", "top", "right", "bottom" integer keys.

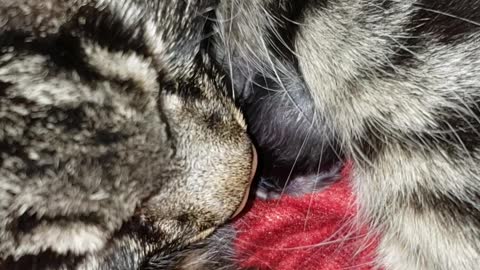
[
  {"left": 0, "top": 0, "right": 255, "bottom": 269},
  {"left": 3, "top": 0, "right": 480, "bottom": 270},
  {"left": 213, "top": 0, "right": 480, "bottom": 269}
]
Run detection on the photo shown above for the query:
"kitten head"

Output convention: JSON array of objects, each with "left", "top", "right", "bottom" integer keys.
[{"left": 0, "top": 0, "right": 255, "bottom": 269}]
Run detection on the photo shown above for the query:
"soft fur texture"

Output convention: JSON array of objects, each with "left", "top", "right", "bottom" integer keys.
[
  {"left": 0, "top": 0, "right": 255, "bottom": 269},
  {"left": 212, "top": 0, "right": 480, "bottom": 269},
  {"left": 3, "top": 1, "right": 480, "bottom": 269}
]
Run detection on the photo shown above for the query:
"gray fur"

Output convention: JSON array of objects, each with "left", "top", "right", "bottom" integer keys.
[
  {"left": 214, "top": 0, "right": 480, "bottom": 269},
  {"left": 0, "top": 0, "right": 254, "bottom": 269}
]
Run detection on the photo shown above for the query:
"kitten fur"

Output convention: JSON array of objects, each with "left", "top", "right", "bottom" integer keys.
[
  {"left": 213, "top": 0, "right": 480, "bottom": 269},
  {"left": 0, "top": 0, "right": 255, "bottom": 269}
]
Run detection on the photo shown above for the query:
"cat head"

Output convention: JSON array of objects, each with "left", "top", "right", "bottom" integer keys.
[{"left": 0, "top": 0, "right": 255, "bottom": 268}]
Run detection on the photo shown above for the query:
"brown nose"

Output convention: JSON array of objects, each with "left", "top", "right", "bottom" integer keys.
[{"left": 231, "top": 144, "right": 257, "bottom": 218}]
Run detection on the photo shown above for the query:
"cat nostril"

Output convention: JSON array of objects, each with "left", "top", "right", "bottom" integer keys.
[{"left": 231, "top": 144, "right": 257, "bottom": 218}]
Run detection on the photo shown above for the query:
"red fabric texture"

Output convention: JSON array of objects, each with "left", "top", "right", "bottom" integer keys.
[{"left": 233, "top": 165, "right": 378, "bottom": 270}]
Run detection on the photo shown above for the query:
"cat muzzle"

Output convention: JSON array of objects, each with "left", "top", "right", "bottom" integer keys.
[{"left": 232, "top": 145, "right": 257, "bottom": 218}]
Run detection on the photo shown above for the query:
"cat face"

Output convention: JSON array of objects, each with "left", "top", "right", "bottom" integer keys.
[{"left": 0, "top": 0, "right": 255, "bottom": 269}]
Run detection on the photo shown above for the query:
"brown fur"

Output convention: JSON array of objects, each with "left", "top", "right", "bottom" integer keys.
[{"left": 0, "top": 0, "right": 254, "bottom": 269}]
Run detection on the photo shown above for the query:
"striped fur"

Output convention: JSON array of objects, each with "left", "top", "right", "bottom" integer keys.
[
  {"left": 214, "top": 0, "right": 480, "bottom": 269},
  {"left": 0, "top": 0, "right": 254, "bottom": 269}
]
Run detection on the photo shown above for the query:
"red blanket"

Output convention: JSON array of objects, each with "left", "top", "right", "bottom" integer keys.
[{"left": 233, "top": 165, "right": 379, "bottom": 270}]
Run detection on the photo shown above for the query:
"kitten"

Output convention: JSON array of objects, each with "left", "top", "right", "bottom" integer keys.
[
  {"left": 213, "top": 0, "right": 480, "bottom": 269},
  {"left": 0, "top": 0, "right": 255, "bottom": 269}
]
